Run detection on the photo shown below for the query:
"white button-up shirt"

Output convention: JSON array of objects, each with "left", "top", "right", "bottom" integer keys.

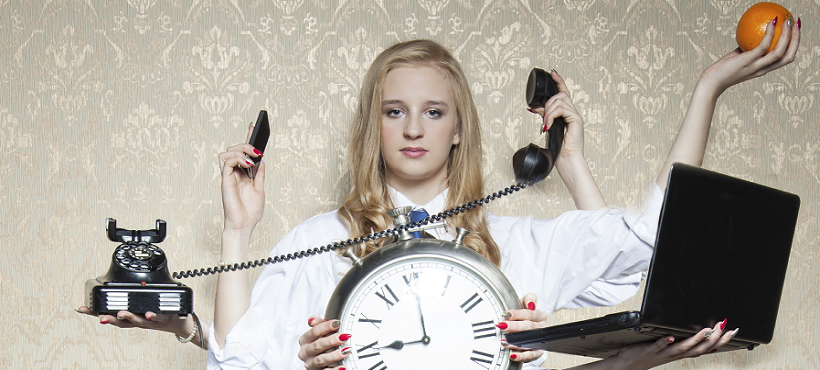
[{"left": 208, "top": 184, "right": 663, "bottom": 369}]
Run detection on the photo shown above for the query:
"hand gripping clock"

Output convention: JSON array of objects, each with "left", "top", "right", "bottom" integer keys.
[{"left": 324, "top": 207, "right": 523, "bottom": 370}]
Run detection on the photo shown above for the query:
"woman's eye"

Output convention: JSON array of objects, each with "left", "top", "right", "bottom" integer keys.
[
  {"left": 385, "top": 108, "right": 403, "bottom": 118},
  {"left": 425, "top": 110, "right": 442, "bottom": 119}
]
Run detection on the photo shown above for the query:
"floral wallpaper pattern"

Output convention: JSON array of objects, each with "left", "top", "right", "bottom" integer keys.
[{"left": 0, "top": 0, "right": 817, "bottom": 368}]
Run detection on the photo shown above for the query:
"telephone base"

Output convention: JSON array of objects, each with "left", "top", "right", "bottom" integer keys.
[{"left": 86, "top": 279, "right": 193, "bottom": 315}]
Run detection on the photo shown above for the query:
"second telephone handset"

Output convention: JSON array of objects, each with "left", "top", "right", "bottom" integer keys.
[{"left": 512, "top": 68, "right": 566, "bottom": 185}]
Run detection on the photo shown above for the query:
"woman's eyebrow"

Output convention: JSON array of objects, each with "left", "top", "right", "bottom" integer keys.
[
  {"left": 382, "top": 99, "right": 404, "bottom": 106},
  {"left": 381, "top": 99, "right": 449, "bottom": 107},
  {"left": 425, "top": 100, "right": 449, "bottom": 107}
]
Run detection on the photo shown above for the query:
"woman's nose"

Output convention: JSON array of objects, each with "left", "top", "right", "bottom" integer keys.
[{"left": 403, "top": 114, "right": 424, "bottom": 139}]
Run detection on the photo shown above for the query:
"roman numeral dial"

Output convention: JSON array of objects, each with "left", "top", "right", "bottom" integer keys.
[{"left": 335, "top": 254, "right": 513, "bottom": 370}]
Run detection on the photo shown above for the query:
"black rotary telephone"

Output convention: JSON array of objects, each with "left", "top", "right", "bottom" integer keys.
[
  {"left": 84, "top": 218, "right": 193, "bottom": 315},
  {"left": 512, "top": 67, "right": 566, "bottom": 185}
]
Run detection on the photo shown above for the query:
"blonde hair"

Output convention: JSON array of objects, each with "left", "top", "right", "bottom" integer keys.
[{"left": 338, "top": 39, "right": 501, "bottom": 266}]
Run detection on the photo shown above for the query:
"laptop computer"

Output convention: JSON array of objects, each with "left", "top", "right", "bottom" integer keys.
[{"left": 505, "top": 163, "right": 800, "bottom": 358}]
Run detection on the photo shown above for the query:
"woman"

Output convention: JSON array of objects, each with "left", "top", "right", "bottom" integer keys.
[{"left": 80, "top": 17, "right": 800, "bottom": 370}]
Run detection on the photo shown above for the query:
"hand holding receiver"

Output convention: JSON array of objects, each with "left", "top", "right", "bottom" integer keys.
[
  {"left": 298, "top": 317, "right": 351, "bottom": 370},
  {"left": 517, "top": 69, "right": 606, "bottom": 210}
]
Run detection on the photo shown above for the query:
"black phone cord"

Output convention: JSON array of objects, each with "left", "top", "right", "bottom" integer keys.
[{"left": 172, "top": 183, "right": 527, "bottom": 279}]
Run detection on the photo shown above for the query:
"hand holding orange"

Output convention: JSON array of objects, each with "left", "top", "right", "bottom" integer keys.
[{"left": 736, "top": 2, "right": 794, "bottom": 54}]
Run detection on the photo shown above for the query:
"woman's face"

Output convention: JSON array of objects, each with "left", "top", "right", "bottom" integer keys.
[{"left": 380, "top": 65, "right": 461, "bottom": 190}]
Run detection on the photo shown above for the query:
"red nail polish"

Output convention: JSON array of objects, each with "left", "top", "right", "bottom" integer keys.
[
  {"left": 720, "top": 319, "right": 727, "bottom": 331},
  {"left": 710, "top": 348, "right": 718, "bottom": 354},
  {"left": 527, "top": 302, "right": 535, "bottom": 310},
  {"left": 308, "top": 318, "right": 315, "bottom": 326},
  {"left": 246, "top": 160, "right": 255, "bottom": 166},
  {"left": 667, "top": 337, "right": 674, "bottom": 343},
  {"left": 496, "top": 322, "right": 508, "bottom": 330},
  {"left": 253, "top": 149, "right": 263, "bottom": 157},
  {"left": 527, "top": 108, "right": 535, "bottom": 113},
  {"left": 798, "top": 17, "right": 801, "bottom": 30},
  {"left": 339, "top": 333, "right": 352, "bottom": 341},
  {"left": 100, "top": 320, "right": 109, "bottom": 324},
  {"left": 773, "top": 17, "right": 777, "bottom": 27},
  {"left": 510, "top": 354, "right": 518, "bottom": 360}
]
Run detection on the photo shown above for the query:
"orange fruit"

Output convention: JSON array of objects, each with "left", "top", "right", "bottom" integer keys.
[{"left": 736, "top": 2, "right": 792, "bottom": 54}]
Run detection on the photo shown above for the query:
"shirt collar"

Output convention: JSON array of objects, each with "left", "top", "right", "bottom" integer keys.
[{"left": 387, "top": 186, "right": 448, "bottom": 216}]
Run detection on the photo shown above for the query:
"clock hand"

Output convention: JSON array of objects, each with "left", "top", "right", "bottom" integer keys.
[
  {"left": 379, "top": 339, "right": 405, "bottom": 350},
  {"left": 379, "top": 337, "right": 431, "bottom": 350},
  {"left": 414, "top": 292, "right": 431, "bottom": 345}
]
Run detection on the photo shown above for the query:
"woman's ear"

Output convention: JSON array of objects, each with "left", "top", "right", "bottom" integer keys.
[{"left": 452, "top": 130, "right": 461, "bottom": 145}]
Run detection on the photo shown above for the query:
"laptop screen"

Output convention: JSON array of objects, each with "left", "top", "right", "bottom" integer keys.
[{"left": 641, "top": 163, "right": 800, "bottom": 344}]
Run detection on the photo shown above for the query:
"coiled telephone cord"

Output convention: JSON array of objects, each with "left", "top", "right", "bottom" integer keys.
[{"left": 172, "top": 183, "right": 527, "bottom": 279}]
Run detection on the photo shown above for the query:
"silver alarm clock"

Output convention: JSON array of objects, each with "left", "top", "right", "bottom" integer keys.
[{"left": 325, "top": 207, "right": 522, "bottom": 370}]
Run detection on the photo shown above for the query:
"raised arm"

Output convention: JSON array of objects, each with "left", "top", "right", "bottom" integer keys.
[
  {"left": 528, "top": 70, "right": 607, "bottom": 210},
  {"left": 213, "top": 124, "right": 267, "bottom": 348},
  {"left": 656, "top": 18, "right": 800, "bottom": 189}
]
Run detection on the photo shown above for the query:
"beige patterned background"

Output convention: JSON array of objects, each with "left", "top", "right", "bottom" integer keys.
[{"left": 1, "top": 0, "right": 818, "bottom": 368}]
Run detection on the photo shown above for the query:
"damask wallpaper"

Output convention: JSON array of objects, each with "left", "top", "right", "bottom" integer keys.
[{"left": 1, "top": 0, "right": 817, "bottom": 369}]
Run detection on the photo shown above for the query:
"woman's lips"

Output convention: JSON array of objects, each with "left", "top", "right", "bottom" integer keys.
[{"left": 400, "top": 147, "right": 427, "bottom": 158}]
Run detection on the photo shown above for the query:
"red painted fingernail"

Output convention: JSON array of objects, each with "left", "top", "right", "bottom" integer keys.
[
  {"left": 773, "top": 17, "right": 777, "bottom": 27},
  {"left": 308, "top": 318, "right": 315, "bottom": 326},
  {"left": 253, "top": 149, "right": 263, "bottom": 157},
  {"left": 527, "top": 302, "right": 535, "bottom": 310},
  {"left": 527, "top": 108, "right": 535, "bottom": 113},
  {"left": 246, "top": 159, "right": 254, "bottom": 166},
  {"left": 510, "top": 354, "right": 518, "bottom": 360},
  {"left": 710, "top": 348, "right": 718, "bottom": 354},
  {"left": 720, "top": 319, "right": 727, "bottom": 331},
  {"left": 340, "top": 347, "right": 352, "bottom": 355},
  {"left": 100, "top": 320, "right": 109, "bottom": 324},
  {"left": 496, "top": 322, "right": 508, "bottom": 330},
  {"left": 667, "top": 337, "right": 674, "bottom": 343},
  {"left": 339, "top": 333, "right": 352, "bottom": 341},
  {"left": 798, "top": 18, "right": 801, "bottom": 30}
]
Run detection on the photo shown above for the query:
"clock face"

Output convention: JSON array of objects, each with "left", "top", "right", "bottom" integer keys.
[{"left": 339, "top": 256, "right": 511, "bottom": 370}]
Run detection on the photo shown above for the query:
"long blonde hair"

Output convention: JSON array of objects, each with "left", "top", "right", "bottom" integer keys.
[{"left": 338, "top": 39, "right": 501, "bottom": 266}]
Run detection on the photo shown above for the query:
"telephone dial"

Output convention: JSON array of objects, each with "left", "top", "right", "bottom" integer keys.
[{"left": 84, "top": 218, "right": 193, "bottom": 315}]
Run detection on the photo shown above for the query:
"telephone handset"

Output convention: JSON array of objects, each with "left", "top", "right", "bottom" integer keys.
[
  {"left": 84, "top": 218, "right": 193, "bottom": 315},
  {"left": 512, "top": 68, "right": 566, "bottom": 185}
]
